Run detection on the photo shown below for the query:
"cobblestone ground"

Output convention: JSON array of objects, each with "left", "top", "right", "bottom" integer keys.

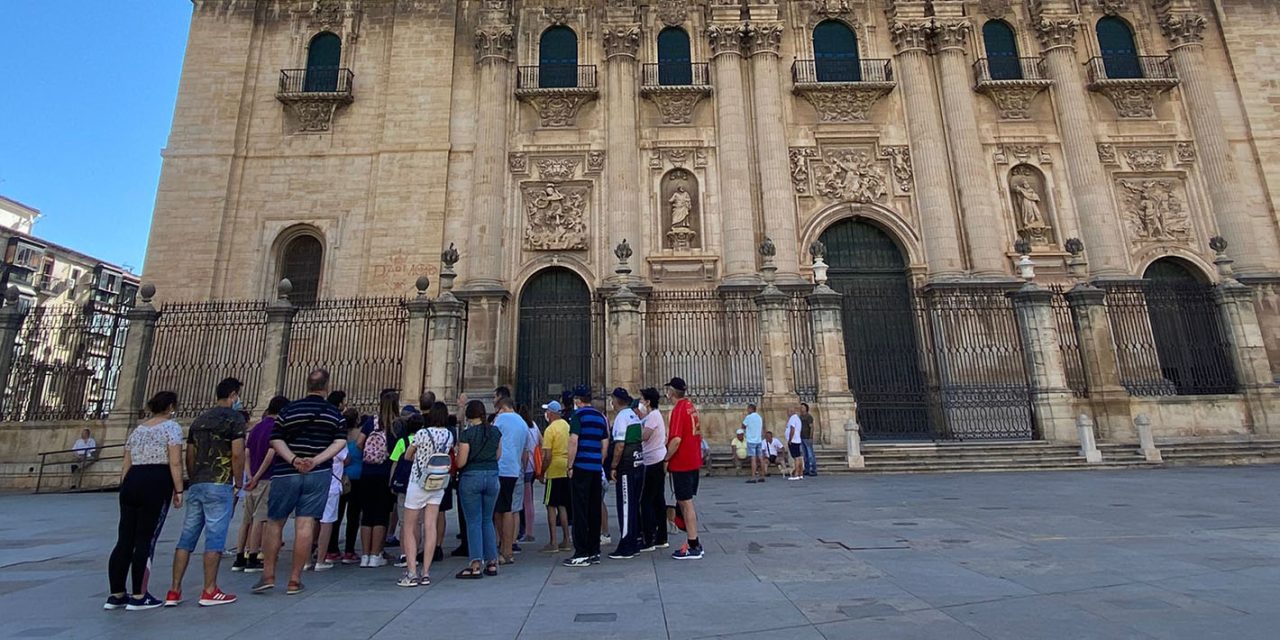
[{"left": 1, "top": 466, "right": 1279, "bottom": 639}]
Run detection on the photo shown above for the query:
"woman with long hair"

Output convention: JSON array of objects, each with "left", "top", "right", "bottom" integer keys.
[
  {"left": 355, "top": 389, "right": 399, "bottom": 567},
  {"left": 397, "top": 405, "right": 455, "bottom": 586},
  {"left": 454, "top": 399, "right": 502, "bottom": 578},
  {"left": 105, "top": 392, "right": 184, "bottom": 611}
]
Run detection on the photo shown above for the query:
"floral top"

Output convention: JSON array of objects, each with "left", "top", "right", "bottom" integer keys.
[
  {"left": 409, "top": 427, "right": 454, "bottom": 488},
  {"left": 127, "top": 420, "right": 183, "bottom": 465}
]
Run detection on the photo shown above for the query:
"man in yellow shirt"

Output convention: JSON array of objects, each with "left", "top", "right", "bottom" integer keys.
[
  {"left": 538, "top": 400, "right": 572, "bottom": 553},
  {"left": 729, "top": 429, "right": 749, "bottom": 475}
]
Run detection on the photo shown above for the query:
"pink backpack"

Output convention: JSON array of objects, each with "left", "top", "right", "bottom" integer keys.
[{"left": 363, "top": 418, "right": 389, "bottom": 464}]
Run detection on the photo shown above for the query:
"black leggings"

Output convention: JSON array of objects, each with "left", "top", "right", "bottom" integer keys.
[
  {"left": 357, "top": 475, "right": 393, "bottom": 528},
  {"left": 641, "top": 462, "right": 668, "bottom": 548},
  {"left": 108, "top": 465, "right": 172, "bottom": 595},
  {"left": 332, "top": 489, "right": 364, "bottom": 554}
]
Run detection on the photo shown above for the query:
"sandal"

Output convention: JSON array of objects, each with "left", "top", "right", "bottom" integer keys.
[
  {"left": 484, "top": 563, "right": 498, "bottom": 576},
  {"left": 498, "top": 555, "right": 515, "bottom": 565},
  {"left": 397, "top": 572, "right": 420, "bottom": 588},
  {"left": 419, "top": 575, "right": 431, "bottom": 587},
  {"left": 455, "top": 565, "right": 483, "bottom": 580},
  {"left": 286, "top": 581, "right": 305, "bottom": 595}
]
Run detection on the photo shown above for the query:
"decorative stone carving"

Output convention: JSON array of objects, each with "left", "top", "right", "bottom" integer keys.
[
  {"left": 523, "top": 182, "right": 589, "bottom": 251},
  {"left": 509, "top": 152, "right": 528, "bottom": 174},
  {"left": 586, "top": 151, "right": 605, "bottom": 174},
  {"left": 536, "top": 157, "right": 580, "bottom": 182},
  {"left": 666, "top": 149, "right": 691, "bottom": 167},
  {"left": 1097, "top": 143, "right": 1119, "bottom": 165},
  {"left": 789, "top": 147, "right": 817, "bottom": 194},
  {"left": 662, "top": 169, "right": 701, "bottom": 250},
  {"left": 815, "top": 150, "right": 888, "bottom": 204},
  {"left": 793, "top": 85, "right": 894, "bottom": 123},
  {"left": 932, "top": 20, "right": 972, "bottom": 51},
  {"left": 1033, "top": 17, "right": 1080, "bottom": 50},
  {"left": 543, "top": 7, "right": 571, "bottom": 26},
  {"left": 976, "top": 81, "right": 1053, "bottom": 120},
  {"left": 706, "top": 24, "right": 747, "bottom": 57},
  {"left": 1010, "top": 164, "right": 1054, "bottom": 247},
  {"left": 1175, "top": 142, "right": 1196, "bottom": 164},
  {"left": 815, "top": 0, "right": 852, "bottom": 16},
  {"left": 1118, "top": 178, "right": 1191, "bottom": 243},
  {"left": 978, "top": 0, "right": 1012, "bottom": 18},
  {"left": 1159, "top": 12, "right": 1207, "bottom": 47},
  {"left": 1092, "top": 84, "right": 1169, "bottom": 119},
  {"left": 994, "top": 145, "right": 1053, "bottom": 165},
  {"left": 518, "top": 91, "right": 596, "bottom": 127},
  {"left": 310, "top": 0, "right": 345, "bottom": 26},
  {"left": 889, "top": 20, "right": 933, "bottom": 53},
  {"left": 282, "top": 99, "right": 344, "bottom": 133},
  {"left": 474, "top": 25, "right": 514, "bottom": 62},
  {"left": 602, "top": 26, "right": 641, "bottom": 59},
  {"left": 695, "top": 148, "right": 707, "bottom": 168},
  {"left": 744, "top": 23, "right": 783, "bottom": 56},
  {"left": 879, "top": 146, "right": 913, "bottom": 194},
  {"left": 641, "top": 87, "right": 711, "bottom": 125},
  {"left": 1091, "top": 0, "right": 1128, "bottom": 16},
  {"left": 1124, "top": 148, "right": 1169, "bottom": 171},
  {"left": 657, "top": 0, "right": 689, "bottom": 27}
]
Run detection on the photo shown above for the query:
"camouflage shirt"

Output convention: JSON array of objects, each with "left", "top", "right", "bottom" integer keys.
[{"left": 187, "top": 406, "right": 246, "bottom": 485}]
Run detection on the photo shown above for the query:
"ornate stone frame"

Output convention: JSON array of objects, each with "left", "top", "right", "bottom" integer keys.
[
  {"left": 1088, "top": 77, "right": 1178, "bottom": 119},
  {"left": 975, "top": 77, "right": 1053, "bottom": 120},
  {"left": 992, "top": 143, "right": 1064, "bottom": 253},
  {"left": 277, "top": 2, "right": 361, "bottom": 134},
  {"left": 515, "top": 13, "right": 599, "bottom": 128},
  {"left": 646, "top": 144, "right": 717, "bottom": 283},
  {"left": 792, "top": 81, "right": 895, "bottom": 123}
]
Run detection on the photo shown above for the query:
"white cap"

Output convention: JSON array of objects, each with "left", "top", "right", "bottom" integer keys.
[{"left": 736, "top": 429, "right": 744, "bottom": 435}]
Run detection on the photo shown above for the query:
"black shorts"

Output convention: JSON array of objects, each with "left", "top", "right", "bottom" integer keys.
[
  {"left": 671, "top": 470, "right": 699, "bottom": 501},
  {"left": 788, "top": 443, "right": 803, "bottom": 458},
  {"left": 495, "top": 476, "right": 518, "bottom": 513},
  {"left": 544, "top": 477, "right": 570, "bottom": 508},
  {"left": 440, "top": 477, "right": 454, "bottom": 512}
]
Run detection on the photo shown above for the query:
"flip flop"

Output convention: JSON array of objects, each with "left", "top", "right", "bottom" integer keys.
[
  {"left": 455, "top": 566, "right": 483, "bottom": 580},
  {"left": 484, "top": 563, "right": 498, "bottom": 576}
]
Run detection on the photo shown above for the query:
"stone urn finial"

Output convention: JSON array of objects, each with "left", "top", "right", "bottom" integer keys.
[
  {"left": 1063, "top": 237, "right": 1087, "bottom": 283},
  {"left": 441, "top": 242, "right": 460, "bottom": 268},
  {"left": 3, "top": 285, "right": 20, "bottom": 306},
  {"left": 414, "top": 275, "right": 431, "bottom": 299},
  {"left": 808, "top": 240, "right": 826, "bottom": 262},
  {"left": 614, "top": 239, "right": 633, "bottom": 276},
  {"left": 277, "top": 278, "right": 293, "bottom": 301},
  {"left": 138, "top": 282, "right": 156, "bottom": 304},
  {"left": 1210, "top": 236, "right": 1235, "bottom": 279}
]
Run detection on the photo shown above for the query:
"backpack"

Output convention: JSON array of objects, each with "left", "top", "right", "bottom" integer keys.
[
  {"left": 419, "top": 429, "right": 452, "bottom": 491},
  {"left": 363, "top": 419, "right": 389, "bottom": 464}
]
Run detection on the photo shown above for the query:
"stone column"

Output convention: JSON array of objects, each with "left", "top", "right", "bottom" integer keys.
[
  {"left": 425, "top": 254, "right": 467, "bottom": 406},
  {"left": 707, "top": 23, "right": 759, "bottom": 287},
  {"left": 807, "top": 267, "right": 857, "bottom": 450},
  {"left": 603, "top": 26, "right": 645, "bottom": 282},
  {"left": 1211, "top": 248, "right": 1280, "bottom": 435},
  {"left": 754, "top": 253, "right": 796, "bottom": 428},
  {"left": 1065, "top": 282, "right": 1134, "bottom": 441},
  {"left": 745, "top": 23, "right": 803, "bottom": 285},
  {"left": 889, "top": 20, "right": 964, "bottom": 278},
  {"left": 932, "top": 20, "right": 1009, "bottom": 277},
  {"left": 106, "top": 283, "right": 159, "bottom": 443},
  {"left": 1010, "top": 282, "right": 1078, "bottom": 442},
  {"left": 606, "top": 286, "right": 643, "bottom": 392},
  {"left": 260, "top": 280, "right": 296, "bottom": 399},
  {"left": 399, "top": 276, "right": 432, "bottom": 400},
  {"left": 0, "top": 287, "right": 26, "bottom": 411},
  {"left": 1158, "top": 12, "right": 1269, "bottom": 274},
  {"left": 1034, "top": 17, "right": 1129, "bottom": 277},
  {"left": 463, "top": 18, "right": 515, "bottom": 291}
]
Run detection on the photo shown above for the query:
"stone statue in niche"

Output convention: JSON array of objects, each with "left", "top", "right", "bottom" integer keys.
[
  {"left": 1009, "top": 165, "right": 1053, "bottom": 247},
  {"left": 523, "top": 182, "right": 588, "bottom": 251},
  {"left": 662, "top": 169, "right": 700, "bottom": 250}
]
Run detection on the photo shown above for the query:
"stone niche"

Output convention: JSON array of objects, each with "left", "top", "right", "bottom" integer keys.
[
  {"left": 661, "top": 169, "right": 702, "bottom": 250},
  {"left": 1008, "top": 164, "right": 1056, "bottom": 248}
]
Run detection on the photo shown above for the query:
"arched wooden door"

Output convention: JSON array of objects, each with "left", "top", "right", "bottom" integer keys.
[
  {"left": 516, "top": 268, "right": 593, "bottom": 407},
  {"left": 819, "top": 219, "right": 931, "bottom": 439}
]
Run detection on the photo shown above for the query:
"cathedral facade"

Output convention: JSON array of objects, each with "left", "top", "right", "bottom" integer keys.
[{"left": 144, "top": 0, "right": 1280, "bottom": 444}]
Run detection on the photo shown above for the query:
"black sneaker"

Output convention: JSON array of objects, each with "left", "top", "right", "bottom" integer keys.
[
  {"left": 125, "top": 593, "right": 164, "bottom": 611},
  {"left": 608, "top": 548, "right": 637, "bottom": 560},
  {"left": 433, "top": 547, "right": 444, "bottom": 562},
  {"left": 231, "top": 554, "right": 247, "bottom": 572},
  {"left": 562, "top": 556, "right": 592, "bottom": 567},
  {"left": 589, "top": 554, "right": 601, "bottom": 564},
  {"left": 103, "top": 594, "right": 128, "bottom": 610},
  {"left": 244, "top": 557, "right": 264, "bottom": 573}
]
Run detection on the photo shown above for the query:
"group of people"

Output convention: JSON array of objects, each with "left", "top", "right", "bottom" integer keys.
[
  {"left": 729, "top": 402, "right": 818, "bottom": 481},
  {"left": 104, "top": 369, "right": 706, "bottom": 611}
]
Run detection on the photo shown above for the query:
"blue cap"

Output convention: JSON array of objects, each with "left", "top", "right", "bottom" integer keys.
[{"left": 541, "top": 400, "right": 564, "bottom": 414}]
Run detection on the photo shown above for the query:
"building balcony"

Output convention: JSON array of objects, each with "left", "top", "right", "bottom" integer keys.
[
  {"left": 790, "top": 59, "right": 895, "bottom": 123},
  {"left": 639, "top": 63, "right": 712, "bottom": 125},
  {"left": 1085, "top": 56, "right": 1178, "bottom": 119},
  {"left": 514, "top": 64, "right": 599, "bottom": 128},
  {"left": 275, "top": 67, "right": 355, "bottom": 133},
  {"left": 972, "top": 57, "right": 1053, "bottom": 120}
]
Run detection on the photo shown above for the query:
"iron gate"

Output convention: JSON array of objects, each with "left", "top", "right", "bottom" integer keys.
[{"left": 515, "top": 268, "right": 597, "bottom": 407}]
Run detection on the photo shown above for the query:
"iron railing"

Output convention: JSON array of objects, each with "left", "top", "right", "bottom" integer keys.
[
  {"left": 792, "top": 59, "right": 893, "bottom": 84},
  {"left": 2, "top": 303, "right": 130, "bottom": 422},
  {"left": 787, "top": 294, "right": 819, "bottom": 404},
  {"left": 284, "top": 297, "right": 408, "bottom": 411},
  {"left": 145, "top": 300, "right": 268, "bottom": 419},
  {"left": 35, "top": 443, "right": 125, "bottom": 494},
  {"left": 641, "top": 290, "right": 763, "bottom": 405},
  {"left": 641, "top": 62, "right": 711, "bottom": 87},
  {"left": 1086, "top": 55, "right": 1176, "bottom": 83},
  {"left": 516, "top": 64, "right": 598, "bottom": 90},
  {"left": 974, "top": 57, "right": 1048, "bottom": 83},
  {"left": 278, "top": 67, "right": 355, "bottom": 95},
  {"left": 1049, "top": 286, "right": 1090, "bottom": 398}
]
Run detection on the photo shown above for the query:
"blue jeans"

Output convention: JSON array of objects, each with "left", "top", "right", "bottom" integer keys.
[
  {"left": 267, "top": 471, "right": 330, "bottom": 521},
  {"left": 176, "top": 482, "right": 234, "bottom": 553},
  {"left": 459, "top": 470, "right": 500, "bottom": 563},
  {"left": 801, "top": 439, "right": 817, "bottom": 476}
]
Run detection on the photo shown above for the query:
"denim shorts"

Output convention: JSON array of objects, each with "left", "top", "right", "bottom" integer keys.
[
  {"left": 176, "top": 482, "right": 235, "bottom": 553},
  {"left": 267, "top": 471, "right": 330, "bottom": 521},
  {"left": 747, "top": 442, "right": 761, "bottom": 457}
]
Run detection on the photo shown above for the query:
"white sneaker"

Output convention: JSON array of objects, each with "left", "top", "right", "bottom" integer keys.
[
  {"left": 359, "top": 555, "right": 371, "bottom": 568},
  {"left": 371, "top": 555, "right": 388, "bottom": 568},
  {"left": 303, "top": 561, "right": 316, "bottom": 571},
  {"left": 600, "top": 534, "right": 612, "bottom": 545},
  {"left": 314, "top": 561, "right": 334, "bottom": 571}
]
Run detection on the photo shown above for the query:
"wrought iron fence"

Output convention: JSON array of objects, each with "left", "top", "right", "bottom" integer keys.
[
  {"left": 1144, "top": 281, "right": 1238, "bottom": 395},
  {"left": 1049, "top": 286, "right": 1090, "bottom": 398},
  {"left": 641, "top": 290, "right": 763, "bottom": 405},
  {"left": 1099, "top": 283, "right": 1179, "bottom": 396},
  {"left": 284, "top": 297, "right": 408, "bottom": 412},
  {"left": 787, "top": 294, "right": 818, "bottom": 403},
  {"left": 2, "top": 303, "right": 130, "bottom": 421},
  {"left": 792, "top": 58, "right": 893, "bottom": 84},
  {"left": 146, "top": 300, "right": 267, "bottom": 419}
]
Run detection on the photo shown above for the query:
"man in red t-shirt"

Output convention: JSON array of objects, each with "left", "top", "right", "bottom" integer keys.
[{"left": 663, "top": 377, "right": 703, "bottom": 560}]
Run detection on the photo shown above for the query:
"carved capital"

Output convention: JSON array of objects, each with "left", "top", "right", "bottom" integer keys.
[
  {"left": 603, "top": 25, "right": 641, "bottom": 59},
  {"left": 706, "top": 23, "right": 747, "bottom": 58},
  {"left": 1034, "top": 17, "right": 1080, "bottom": 51},
  {"left": 1159, "top": 12, "right": 1207, "bottom": 48},
  {"left": 932, "top": 20, "right": 972, "bottom": 52},
  {"left": 890, "top": 20, "right": 933, "bottom": 54},
  {"left": 475, "top": 24, "right": 514, "bottom": 63},
  {"left": 744, "top": 22, "right": 784, "bottom": 57}
]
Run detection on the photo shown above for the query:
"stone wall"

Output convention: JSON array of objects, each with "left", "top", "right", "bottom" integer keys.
[{"left": 0, "top": 419, "right": 121, "bottom": 492}]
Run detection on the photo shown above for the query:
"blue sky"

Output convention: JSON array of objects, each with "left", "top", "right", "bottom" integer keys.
[{"left": 1, "top": 2, "right": 192, "bottom": 272}]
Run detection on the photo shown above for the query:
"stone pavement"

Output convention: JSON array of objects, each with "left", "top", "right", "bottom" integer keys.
[{"left": 2, "top": 466, "right": 1280, "bottom": 639}]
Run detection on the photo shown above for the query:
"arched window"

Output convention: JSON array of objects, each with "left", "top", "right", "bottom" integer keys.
[
  {"left": 539, "top": 26, "right": 579, "bottom": 89},
  {"left": 657, "top": 27, "right": 693, "bottom": 86},
  {"left": 279, "top": 234, "right": 323, "bottom": 305},
  {"left": 305, "top": 32, "right": 342, "bottom": 92},
  {"left": 1143, "top": 259, "right": 1238, "bottom": 395},
  {"left": 1096, "top": 17, "right": 1141, "bottom": 79},
  {"left": 983, "top": 20, "right": 1022, "bottom": 80},
  {"left": 813, "top": 20, "right": 861, "bottom": 82}
]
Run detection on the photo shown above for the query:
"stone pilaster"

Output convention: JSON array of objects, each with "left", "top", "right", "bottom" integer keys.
[
  {"left": 1010, "top": 283, "right": 1078, "bottom": 442},
  {"left": 755, "top": 284, "right": 797, "bottom": 428},
  {"left": 1214, "top": 278, "right": 1280, "bottom": 435},
  {"left": 455, "top": 291, "right": 508, "bottom": 398},
  {"left": 745, "top": 23, "right": 803, "bottom": 285},
  {"left": 807, "top": 283, "right": 857, "bottom": 449},
  {"left": 707, "top": 23, "right": 760, "bottom": 287},
  {"left": 606, "top": 286, "right": 644, "bottom": 392},
  {"left": 261, "top": 282, "right": 296, "bottom": 399},
  {"left": 932, "top": 20, "right": 1009, "bottom": 278},
  {"left": 463, "top": 18, "right": 515, "bottom": 291},
  {"left": 1034, "top": 16, "right": 1130, "bottom": 278},
  {"left": 1065, "top": 283, "right": 1134, "bottom": 441},
  {"left": 603, "top": 25, "right": 645, "bottom": 282},
  {"left": 399, "top": 278, "right": 432, "bottom": 399},
  {"left": 1158, "top": 11, "right": 1272, "bottom": 274},
  {"left": 424, "top": 293, "right": 467, "bottom": 406},
  {"left": 890, "top": 20, "right": 965, "bottom": 279}
]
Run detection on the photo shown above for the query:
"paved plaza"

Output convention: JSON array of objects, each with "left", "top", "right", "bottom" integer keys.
[{"left": 2, "top": 466, "right": 1279, "bottom": 639}]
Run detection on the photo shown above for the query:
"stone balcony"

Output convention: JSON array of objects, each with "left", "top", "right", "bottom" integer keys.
[
  {"left": 639, "top": 62, "right": 712, "bottom": 126},
  {"left": 972, "top": 57, "right": 1054, "bottom": 120},
  {"left": 1086, "top": 55, "right": 1179, "bottom": 119},
  {"left": 514, "top": 64, "right": 599, "bottom": 128},
  {"left": 790, "top": 59, "right": 896, "bottom": 123},
  {"left": 275, "top": 67, "right": 354, "bottom": 133}
]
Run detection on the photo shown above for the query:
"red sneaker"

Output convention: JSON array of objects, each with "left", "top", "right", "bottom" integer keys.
[
  {"left": 163, "top": 590, "right": 182, "bottom": 607},
  {"left": 341, "top": 552, "right": 360, "bottom": 565},
  {"left": 198, "top": 588, "right": 238, "bottom": 607},
  {"left": 324, "top": 552, "right": 341, "bottom": 563}
]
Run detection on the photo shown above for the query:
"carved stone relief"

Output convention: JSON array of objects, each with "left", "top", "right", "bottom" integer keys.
[
  {"left": 586, "top": 151, "right": 605, "bottom": 174},
  {"left": 1098, "top": 143, "right": 1119, "bottom": 165},
  {"left": 978, "top": 0, "right": 1012, "bottom": 18},
  {"left": 1117, "top": 178, "right": 1191, "bottom": 244},
  {"left": 1175, "top": 142, "right": 1196, "bottom": 165},
  {"left": 662, "top": 169, "right": 701, "bottom": 250},
  {"left": 536, "top": 157, "right": 580, "bottom": 182},
  {"left": 657, "top": 0, "right": 689, "bottom": 27},
  {"left": 1094, "top": 85, "right": 1166, "bottom": 119},
  {"left": 793, "top": 86, "right": 893, "bottom": 123},
  {"left": 522, "top": 182, "right": 590, "bottom": 251},
  {"left": 994, "top": 145, "right": 1052, "bottom": 165},
  {"left": 509, "top": 152, "right": 528, "bottom": 174},
  {"left": 650, "top": 147, "right": 707, "bottom": 171},
  {"left": 282, "top": 100, "right": 344, "bottom": 133},
  {"left": 789, "top": 147, "right": 818, "bottom": 195},
  {"left": 520, "top": 92, "right": 595, "bottom": 128},
  {"left": 642, "top": 88, "right": 711, "bottom": 125},
  {"left": 1009, "top": 165, "right": 1054, "bottom": 247},
  {"left": 879, "top": 146, "right": 914, "bottom": 194},
  {"left": 815, "top": 150, "right": 888, "bottom": 204},
  {"left": 1124, "top": 148, "right": 1169, "bottom": 172}
]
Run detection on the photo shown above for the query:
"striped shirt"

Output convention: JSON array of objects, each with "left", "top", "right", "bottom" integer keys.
[
  {"left": 269, "top": 394, "right": 346, "bottom": 477},
  {"left": 569, "top": 406, "right": 610, "bottom": 473}
]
